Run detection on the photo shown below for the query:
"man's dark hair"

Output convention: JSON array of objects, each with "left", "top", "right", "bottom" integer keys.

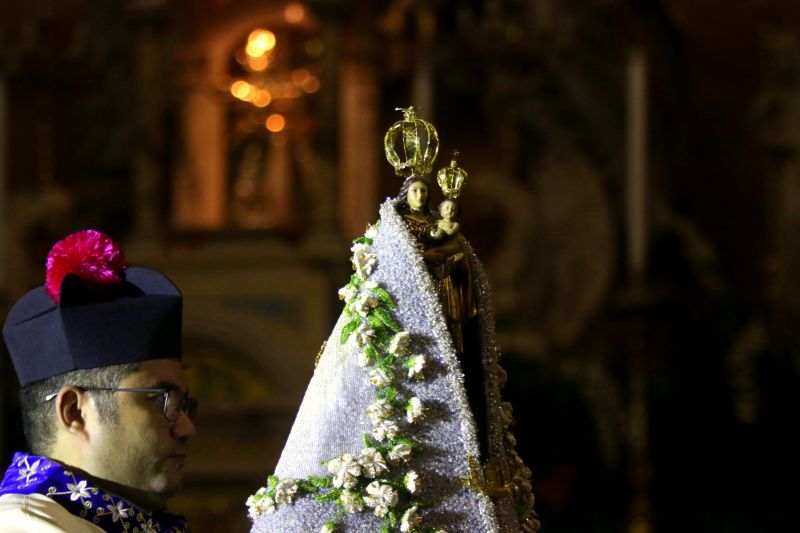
[{"left": 19, "top": 362, "right": 139, "bottom": 455}]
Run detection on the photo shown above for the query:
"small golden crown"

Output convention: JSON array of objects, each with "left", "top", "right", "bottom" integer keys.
[
  {"left": 436, "top": 150, "right": 468, "bottom": 200},
  {"left": 384, "top": 106, "right": 440, "bottom": 177}
]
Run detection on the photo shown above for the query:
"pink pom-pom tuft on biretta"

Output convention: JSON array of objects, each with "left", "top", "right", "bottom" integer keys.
[{"left": 45, "top": 229, "right": 128, "bottom": 303}]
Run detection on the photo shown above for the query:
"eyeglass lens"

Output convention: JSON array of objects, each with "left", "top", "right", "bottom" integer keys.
[{"left": 164, "top": 390, "right": 198, "bottom": 422}]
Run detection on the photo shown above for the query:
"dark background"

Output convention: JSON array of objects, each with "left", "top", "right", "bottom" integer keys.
[{"left": 1, "top": 1, "right": 799, "bottom": 531}]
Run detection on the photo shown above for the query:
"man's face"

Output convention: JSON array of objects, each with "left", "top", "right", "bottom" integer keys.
[{"left": 87, "top": 359, "right": 196, "bottom": 509}]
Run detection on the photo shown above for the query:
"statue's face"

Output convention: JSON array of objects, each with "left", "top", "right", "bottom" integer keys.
[
  {"left": 440, "top": 200, "right": 456, "bottom": 220},
  {"left": 407, "top": 181, "right": 428, "bottom": 211}
]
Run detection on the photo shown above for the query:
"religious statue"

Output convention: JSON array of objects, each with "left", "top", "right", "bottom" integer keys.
[{"left": 247, "top": 107, "right": 539, "bottom": 533}]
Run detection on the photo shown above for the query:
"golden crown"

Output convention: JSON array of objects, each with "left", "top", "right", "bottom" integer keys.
[
  {"left": 436, "top": 150, "right": 468, "bottom": 200},
  {"left": 384, "top": 106, "right": 440, "bottom": 178}
]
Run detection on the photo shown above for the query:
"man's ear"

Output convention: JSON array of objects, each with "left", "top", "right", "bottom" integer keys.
[{"left": 54, "top": 386, "right": 90, "bottom": 441}]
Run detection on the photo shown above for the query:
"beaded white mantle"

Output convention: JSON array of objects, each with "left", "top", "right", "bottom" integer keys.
[{"left": 249, "top": 198, "right": 536, "bottom": 533}]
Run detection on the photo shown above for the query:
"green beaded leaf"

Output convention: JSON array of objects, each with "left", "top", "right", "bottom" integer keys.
[
  {"left": 378, "top": 386, "right": 398, "bottom": 403},
  {"left": 374, "top": 307, "right": 401, "bottom": 332},
  {"left": 364, "top": 344, "right": 379, "bottom": 363},
  {"left": 367, "top": 314, "right": 386, "bottom": 332},
  {"left": 352, "top": 236, "right": 373, "bottom": 246},
  {"left": 314, "top": 488, "right": 342, "bottom": 503},
  {"left": 308, "top": 476, "right": 333, "bottom": 488},
  {"left": 296, "top": 480, "right": 320, "bottom": 493},
  {"left": 267, "top": 475, "right": 279, "bottom": 489},
  {"left": 340, "top": 317, "right": 362, "bottom": 344},
  {"left": 371, "top": 287, "right": 397, "bottom": 309},
  {"left": 363, "top": 432, "right": 377, "bottom": 449},
  {"left": 393, "top": 436, "right": 424, "bottom": 451}
]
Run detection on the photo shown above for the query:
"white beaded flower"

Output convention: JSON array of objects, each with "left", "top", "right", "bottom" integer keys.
[
  {"left": 406, "top": 397, "right": 424, "bottom": 423},
  {"left": 351, "top": 244, "right": 377, "bottom": 278},
  {"left": 320, "top": 523, "right": 335, "bottom": 533},
  {"left": 367, "top": 399, "right": 393, "bottom": 425},
  {"left": 388, "top": 443, "right": 412, "bottom": 463},
  {"left": 326, "top": 453, "right": 361, "bottom": 489},
  {"left": 245, "top": 487, "right": 275, "bottom": 519},
  {"left": 388, "top": 331, "right": 411, "bottom": 355},
  {"left": 352, "top": 293, "right": 380, "bottom": 317},
  {"left": 353, "top": 323, "right": 375, "bottom": 348},
  {"left": 400, "top": 505, "right": 422, "bottom": 532},
  {"left": 363, "top": 481, "right": 398, "bottom": 518},
  {"left": 338, "top": 284, "right": 358, "bottom": 302},
  {"left": 273, "top": 479, "right": 298, "bottom": 505},
  {"left": 404, "top": 470, "right": 420, "bottom": 494},
  {"left": 368, "top": 367, "right": 393, "bottom": 387},
  {"left": 364, "top": 224, "right": 378, "bottom": 239},
  {"left": 339, "top": 489, "right": 364, "bottom": 513},
  {"left": 371, "top": 419, "right": 399, "bottom": 442},
  {"left": 357, "top": 447, "right": 388, "bottom": 478},
  {"left": 406, "top": 355, "right": 426, "bottom": 379}
]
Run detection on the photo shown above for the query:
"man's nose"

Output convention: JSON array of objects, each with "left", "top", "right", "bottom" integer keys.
[{"left": 171, "top": 410, "right": 197, "bottom": 439}]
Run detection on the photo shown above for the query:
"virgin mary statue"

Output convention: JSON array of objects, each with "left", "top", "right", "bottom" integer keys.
[{"left": 248, "top": 108, "right": 539, "bottom": 533}]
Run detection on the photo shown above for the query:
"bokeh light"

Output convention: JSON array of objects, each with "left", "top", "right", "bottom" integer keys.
[
  {"left": 246, "top": 29, "right": 276, "bottom": 58},
  {"left": 265, "top": 113, "right": 286, "bottom": 132},
  {"left": 284, "top": 3, "right": 305, "bottom": 24}
]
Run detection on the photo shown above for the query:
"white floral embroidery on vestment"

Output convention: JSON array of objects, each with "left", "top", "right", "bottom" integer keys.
[
  {"left": 140, "top": 518, "right": 158, "bottom": 533},
  {"left": 67, "top": 480, "right": 90, "bottom": 501},
  {"left": 16, "top": 457, "right": 41, "bottom": 484},
  {"left": 106, "top": 500, "right": 132, "bottom": 523}
]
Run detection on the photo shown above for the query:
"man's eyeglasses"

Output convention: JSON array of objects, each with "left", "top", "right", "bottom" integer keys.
[{"left": 45, "top": 387, "right": 198, "bottom": 423}]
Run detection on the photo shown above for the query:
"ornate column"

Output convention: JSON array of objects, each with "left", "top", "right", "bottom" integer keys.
[
  {"left": 338, "top": 7, "right": 381, "bottom": 240},
  {"left": 128, "top": 2, "right": 168, "bottom": 253},
  {"left": 172, "top": 48, "right": 227, "bottom": 230},
  {"left": 624, "top": 46, "right": 653, "bottom": 533}
]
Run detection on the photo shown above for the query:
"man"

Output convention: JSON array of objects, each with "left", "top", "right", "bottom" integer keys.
[{"left": 0, "top": 229, "right": 196, "bottom": 532}]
